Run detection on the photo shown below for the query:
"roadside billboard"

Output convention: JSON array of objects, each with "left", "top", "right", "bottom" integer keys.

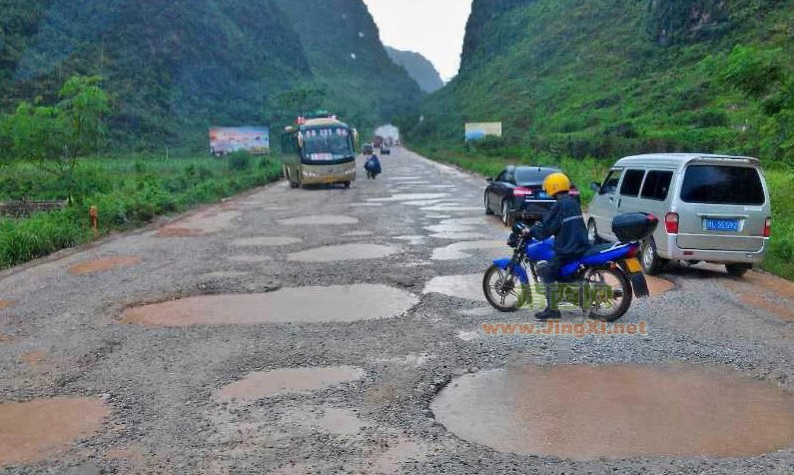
[
  {"left": 209, "top": 126, "right": 270, "bottom": 156},
  {"left": 465, "top": 122, "right": 503, "bottom": 142}
]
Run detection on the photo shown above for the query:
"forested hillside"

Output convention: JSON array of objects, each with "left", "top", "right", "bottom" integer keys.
[
  {"left": 385, "top": 47, "right": 445, "bottom": 93},
  {"left": 406, "top": 0, "right": 794, "bottom": 164},
  {"left": 0, "top": 0, "right": 421, "bottom": 150}
]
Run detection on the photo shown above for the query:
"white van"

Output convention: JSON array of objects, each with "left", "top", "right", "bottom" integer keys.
[{"left": 587, "top": 153, "right": 771, "bottom": 277}]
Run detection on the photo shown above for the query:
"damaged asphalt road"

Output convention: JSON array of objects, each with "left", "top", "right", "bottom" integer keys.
[{"left": 1, "top": 148, "right": 793, "bottom": 474}]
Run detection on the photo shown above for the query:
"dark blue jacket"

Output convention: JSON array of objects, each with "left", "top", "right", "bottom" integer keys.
[
  {"left": 364, "top": 155, "right": 381, "bottom": 174},
  {"left": 531, "top": 193, "right": 590, "bottom": 258}
]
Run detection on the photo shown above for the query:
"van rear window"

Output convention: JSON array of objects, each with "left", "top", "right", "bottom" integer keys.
[{"left": 680, "top": 165, "right": 765, "bottom": 205}]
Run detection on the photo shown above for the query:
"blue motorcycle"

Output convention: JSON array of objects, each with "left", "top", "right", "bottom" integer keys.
[{"left": 482, "top": 213, "right": 658, "bottom": 321}]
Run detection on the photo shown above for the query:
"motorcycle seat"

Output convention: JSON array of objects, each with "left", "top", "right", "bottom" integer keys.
[{"left": 583, "top": 243, "right": 615, "bottom": 257}]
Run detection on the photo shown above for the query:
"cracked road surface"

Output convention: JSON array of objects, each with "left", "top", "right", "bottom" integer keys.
[{"left": 1, "top": 148, "right": 793, "bottom": 474}]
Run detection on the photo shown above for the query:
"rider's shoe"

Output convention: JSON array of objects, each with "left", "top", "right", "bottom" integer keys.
[{"left": 534, "top": 308, "right": 561, "bottom": 320}]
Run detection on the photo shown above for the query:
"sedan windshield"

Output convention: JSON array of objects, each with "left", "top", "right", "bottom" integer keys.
[{"left": 301, "top": 127, "right": 353, "bottom": 160}]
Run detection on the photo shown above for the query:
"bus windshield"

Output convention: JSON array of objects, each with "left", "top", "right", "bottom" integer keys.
[{"left": 301, "top": 127, "right": 354, "bottom": 161}]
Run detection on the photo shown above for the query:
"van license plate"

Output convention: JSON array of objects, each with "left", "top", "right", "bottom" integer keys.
[
  {"left": 625, "top": 258, "right": 643, "bottom": 273},
  {"left": 705, "top": 219, "right": 740, "bottom": 232}
]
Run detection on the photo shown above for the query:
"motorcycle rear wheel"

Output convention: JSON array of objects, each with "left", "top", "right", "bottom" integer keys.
[
  {"left": 482, "top": 263, "right": 523, "bottom": 312},
  {"left": 583, "top": 267, "right": 632, "bottom": 322}
]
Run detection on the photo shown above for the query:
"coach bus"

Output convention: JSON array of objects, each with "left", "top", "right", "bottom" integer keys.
[{"left": 281, "top": 112, "right": 358, "bottom": 188}]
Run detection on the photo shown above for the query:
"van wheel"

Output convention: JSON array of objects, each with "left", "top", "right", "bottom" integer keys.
[
  {"left": 725, "top": 263, "right": 752, "bottom": 277},
  {"left": 587, "top": 219, "right": 605, "bottom": 244},
  {"left": 640, "top": 238, "right": 666, "bottom": 275}
]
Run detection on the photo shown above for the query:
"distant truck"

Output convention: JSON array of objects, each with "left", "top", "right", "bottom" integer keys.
[{"left": 373, "top": 136, "right": 384, "bottom": 148}]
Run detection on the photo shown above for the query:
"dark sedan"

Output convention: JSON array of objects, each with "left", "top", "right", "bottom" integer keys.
[{"left": 484, "top": 165, "right": 580, "bottom": 226}]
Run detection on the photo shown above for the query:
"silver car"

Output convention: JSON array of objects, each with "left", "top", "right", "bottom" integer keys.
[{"left": 587, "top": 153, "right": 771, "bottom": 277}]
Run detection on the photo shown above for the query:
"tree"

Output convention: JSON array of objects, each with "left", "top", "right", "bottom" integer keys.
[{"left": 2, "top": 75, "right": 110, "bottom": 201}]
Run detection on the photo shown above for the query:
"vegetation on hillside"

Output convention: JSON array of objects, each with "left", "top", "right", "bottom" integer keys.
[
  {"left": 385, "top": 47, "right": 445, "bottom": 93},
  {"left": 404, "top": 0, "right": 794, "bottom": 165}
]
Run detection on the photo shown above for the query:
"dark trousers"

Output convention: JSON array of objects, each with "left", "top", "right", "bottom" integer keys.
[{"left": 540, "top": 255, "right": 577, "bottom": 310}]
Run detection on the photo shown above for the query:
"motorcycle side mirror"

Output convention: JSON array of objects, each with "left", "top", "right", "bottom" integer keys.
[{"left": 590, "top": 182, "right": 600, "bottom": 192}]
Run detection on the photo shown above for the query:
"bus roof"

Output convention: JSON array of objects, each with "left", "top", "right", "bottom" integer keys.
[{"left": 302, "top": 118, "right": 349, "bottom": 129}]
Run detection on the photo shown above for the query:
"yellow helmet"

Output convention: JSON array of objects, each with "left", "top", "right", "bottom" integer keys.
[{"left": 543, "top": 172, "right": 571, "bottom": 196}]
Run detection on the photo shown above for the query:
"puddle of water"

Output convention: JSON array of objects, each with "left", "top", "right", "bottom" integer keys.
[
  {"left": 722, "top": 278, "right": 794, "bottom": 322},
  {"left": 0, "top": 398, "right": 109, "bottom": 465},
  {"left": 424, "top": 224, "right": 476, "bottom": 233},
  {"left": 278, "top": 215, "right": 359, "bottom": 226},
  {"left": 20, "top": 350, "right": 47, "bottom": 366},
  {"left": 369, "top": 193, "right": 449, "bottom": 202},
  {"left": 424, "top": 214, "right": 452, "bottom": 219},
  {"left": 225, "top": 255, "right": 274, "bottom": 263},
  {"left": 0, "top": 300, "right": 14, "bottom": 310},
  {"left": 349, "top": 203, "right": 383, "bottom": 207},
  {"left": 157, "top": 210, "right": 241, "bottom": 236},
  {"left": 646, "top": 275, "right": 675, "bottom": 296},
  {"left": 217, "top": 366, "right": 364, "bottom": 401},
  {"left": 431, "top": 241, "right": 505, "bottom": 260},
  {"left": 121, "top": 284, "right": 419, "bottom": 326},
  {"left": 282, "top": 406, "right": 370, "bottom": 436},
  {"left": 401, "top": 200, "right": 447, "bottom": 206},
  {"left": 423, "top": 275, "right": 486, "bottom": 303},
  {"left": 431, "top": 365, "right": 794, "bottom": 460},
  {"left": 69, "top": 256, "right": 142, "bottom": 275},
  {"left": 441, "top": 217, "right": 491, "bottom": 226},
  {"left": 231, "top": 237, "right": 302, "bottom": 247},
  {"left": 457, "top": 331, "right": 481, "bottom": 341},
  {"left": 287, "top": 244, "right": 397, "bottom": 263},
  {"left": 430, "top": 232, "right": 488, "bottom": 240},
  {"left": 420, "top": 205, "right": 482, "bottom": 212}
]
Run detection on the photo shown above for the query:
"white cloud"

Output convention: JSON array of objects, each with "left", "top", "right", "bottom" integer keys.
[{"left": 363, "top": 0, "right": 473, "bottom": 82}]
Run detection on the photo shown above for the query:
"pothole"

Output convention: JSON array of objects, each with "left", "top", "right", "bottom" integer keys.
[
  {"left": 287, "top": 244, "right": 397, "bottom": 263},
  {"left": 121, "top": 284, "right": 418, "bottom": 326},
  {"left": 343, "top": 231, "right": 374, "bottom": 237},
  {"left": 281, "top": 406, "right": 370, "bottom": 436},
  {"left": 0, "top": 398, "right": 110, "bottom": 466},
  {"left": 0, "top": 300, "right": 14, "bottom": 310},
  {"left": 217, "top": 366, "right": 364, "bottom": 402},
  {"left": 69, "top": 256, "right": 142, "bottom": 275},
  {"left": 368, "top": 193, "right": 449, "bottom": 202},
  {"left": 225, "top": 255, "right": 274, "bottom": 263},
  {"left": 429, "top": 232, "right": 488, "bottom": 240},
  {"left": 424, "top": 224, "right": 476, "bottom": 233},
  {"left": 20, "top": 350, "right": 47, "bottom": 366},
  {"left": 278, "top": 215, "right": 359, "bottom": 226},
  {"left": 431, "top": 365, "right": 794, "bottom": 460},
  {"left": 231, "top": 237, "right": 303, "bottom": 247},
  {"left": 157, "top": 210, "right": 241, "bottom": 236},
  {"left": 431, "top": 241, "right": 505, "bottom": 260},
  {"left": 423, "top": 275, "right": 486, "bottom": 303}
]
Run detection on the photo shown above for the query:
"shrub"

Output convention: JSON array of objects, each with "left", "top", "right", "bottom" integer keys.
[{"left": 228, "top": 151, "right": 253, "bottom": 171}]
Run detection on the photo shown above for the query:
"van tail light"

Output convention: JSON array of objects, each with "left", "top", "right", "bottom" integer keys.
[
  {"left": 665, "top": 212, "right": 679, "bottom": 234},
  {"left": 764, "top": 217, "right": 771, "bottom": 237},
  {"left": 513, "top": 187, "right": 534, "bottom": 197}
]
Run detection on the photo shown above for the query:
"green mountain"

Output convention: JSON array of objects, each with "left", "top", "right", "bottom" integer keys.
[
  {"left": 0, "top": 0, "right": 421, "bottom": 149},
  {"left": 272, "top": 0, "right": 423, "bottom": 131},
  {"left": 385, "top": 46, "right": 445, "bottom": 93},
  {"left": 406, "top": 0, "right": 794, "bottom": 164}
]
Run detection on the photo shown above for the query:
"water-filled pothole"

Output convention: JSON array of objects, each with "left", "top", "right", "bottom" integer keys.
[
  {"left": 231, "top": 237, "right": 303, "bottom": 247},
  {"left": 0, "top": 398, "right": 109, "bottom": 465},
  {"left": 368, "top": 193, "right": 449, "bottom": 202},
  {"left": 156, "top": 210, "right": 241, "bottom": 237},
  {"left": 287, "top": 244, "right": 397, "bottom": 263},
  {"left": 423, "top": 275, "right": 486, "bottom": 303},
  {"left": 278, "top": 215, "right": 359, "bottom": 226},
  {"left": 431, "top": 365, "right": 794, "bottom": 460},
  {"left": 217, "top": 366, "right": 364, "bottom": 401},
  {"left": 431, "top": 241, "right": 505, "bottom": 260},
  {"left": 69, "top": 256, "right": 142, "bottom": 275},
  {"left": 121, "top": 284, "right": 418, "bottom": 326}
]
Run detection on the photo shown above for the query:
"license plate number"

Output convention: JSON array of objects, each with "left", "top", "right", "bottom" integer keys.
[
  {"left": 705, "top": 219, "right": 740, "bottom": 232},
  {"left": 625, "top": 257, "right": 643, "bottom": 273}
]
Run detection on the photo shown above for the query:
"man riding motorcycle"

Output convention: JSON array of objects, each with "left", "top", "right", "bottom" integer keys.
[{"left": 529, "top": 172, "right": 590, "bottom": 320}]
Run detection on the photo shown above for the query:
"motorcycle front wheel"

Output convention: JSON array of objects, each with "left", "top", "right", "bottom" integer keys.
[
  {"left": 582, "top": 267, "right": 632, "bottom": 322},
  {"left": 482, "top": 263, "right": 524, "bottom": 312}
]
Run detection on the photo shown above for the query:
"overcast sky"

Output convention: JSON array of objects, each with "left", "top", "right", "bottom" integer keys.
[{"left": 363, "top": 0, "right": 473, "bottom": 82}]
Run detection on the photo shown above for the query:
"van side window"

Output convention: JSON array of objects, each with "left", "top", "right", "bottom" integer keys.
[
  {"left": 620, "top": 169, "right": 645, "bottom": 197},
  {"left": 641, "top": 171, "right": 674, "bottom": 201},
  {"left": 599, "top": 170, "right": 621, "bottom": 195}
]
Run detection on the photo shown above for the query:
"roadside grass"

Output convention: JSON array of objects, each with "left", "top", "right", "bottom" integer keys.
[
  {"left": 415, "top": 143, "right": 794, "bottom": 281},
  {"left": 0, "top": 152, "right": 283, "bottom": 269}
]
